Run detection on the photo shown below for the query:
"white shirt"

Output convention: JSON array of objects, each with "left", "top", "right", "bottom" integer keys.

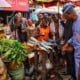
[{"left": 50, "top": 21, "right": 64, "bottom": 40}]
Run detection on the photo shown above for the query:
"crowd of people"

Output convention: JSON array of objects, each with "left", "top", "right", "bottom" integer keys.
[{"left": 1, "top": 2, "right": 80, "bottom": 80}]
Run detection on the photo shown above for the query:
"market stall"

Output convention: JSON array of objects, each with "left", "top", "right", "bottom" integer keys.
[
  {"left": 4, "top": 0, "right": 29, "bottom": 12},
  {"left": 0, "top": 0, "right": 11, "bottom": 8}
]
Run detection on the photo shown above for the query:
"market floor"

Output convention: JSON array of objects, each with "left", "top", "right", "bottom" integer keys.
[
  {"left": 25, "top": 75, "right": 72, "bottom": 80},
  {"left": 25, "top": 63, "right": 73, "bottom": 80}
]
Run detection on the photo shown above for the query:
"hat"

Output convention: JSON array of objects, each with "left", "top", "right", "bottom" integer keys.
[{"left": 62, "top": 2, "right": 75, "bottom": 14}]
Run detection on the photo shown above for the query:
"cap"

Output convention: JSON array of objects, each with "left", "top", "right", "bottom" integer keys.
[{"left": 62, "top": 2, "right": 75, "bottom": 14}]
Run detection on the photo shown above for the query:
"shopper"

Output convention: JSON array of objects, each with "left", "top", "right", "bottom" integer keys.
[
  {"left": 27, "top": 19, "right": 36, "bottom": 39},
  {"left": 62, "top": 2, "right": 80, "bottom": 80},
  {"left": 50, "top": 14, "right": 64, "bottom": 42},
  {"left": 11, "top": 12, "right": 28, "bottom": 42},
  {"left": 37, "top": 20, "right": 52, "bottom": 41},
  {"left": 61, "top": 17, "right": 76, "bottom": 79}
]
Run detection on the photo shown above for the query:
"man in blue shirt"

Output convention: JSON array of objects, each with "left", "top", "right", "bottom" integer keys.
[{"left": 62, "top": 3, "right": 80, "bottom": 80}]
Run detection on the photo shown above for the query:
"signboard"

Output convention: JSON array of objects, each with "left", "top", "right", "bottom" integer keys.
[{"left": 4, "top": 0, "right": 29, "bottom": 11}]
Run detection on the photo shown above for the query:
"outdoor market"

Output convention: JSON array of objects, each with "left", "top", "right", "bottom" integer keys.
[{"left": 0, "top": 0, "right": 80, "bottom": 80}]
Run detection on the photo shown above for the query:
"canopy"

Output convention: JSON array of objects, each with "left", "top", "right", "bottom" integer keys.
[
  {"left": 4, "top": 0, "right": 29, "bottom": 12},
  {"left": 34, "top": 5, "right": 80, "bottom": 16},
  {"left": 48, "top": 6, "right": 62, "bottom": 14},
  {"left": 34, "top": 7, "right": 62, "bottom": 14},
  {"left": 0, "top": 0, "right": 11, "bottom": 8}
]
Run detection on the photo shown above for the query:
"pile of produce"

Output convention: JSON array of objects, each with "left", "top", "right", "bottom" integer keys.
[{"left": 0, "top": 39, "right": 28, "bottom": 64}]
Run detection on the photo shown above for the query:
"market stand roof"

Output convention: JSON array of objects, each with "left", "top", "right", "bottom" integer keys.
[
  {"left": 2, "top": 0, "right": 29, "bottom": 12},
  {"left": 0, "top": 0, "right": 11, "bottom": 8}
]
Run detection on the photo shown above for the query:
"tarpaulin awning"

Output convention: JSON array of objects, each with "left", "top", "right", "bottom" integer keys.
[
  {"left": 0, "top": 0, "right": 11, "bottom": 8},
  {"left": 34, "top": 7, "right": 62, "bottom": 14},
  {"left": 4, "top": 0, "right": 29, "bottom": 12}
]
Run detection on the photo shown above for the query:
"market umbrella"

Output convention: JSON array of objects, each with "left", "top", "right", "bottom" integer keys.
[
  {"left": 0, "top": 0, "right": 11, "bottom": 8},
  {"left": 48, "top": 6, "right": 62, "bottom": 14},
  {"left": 34, "top": 8, "right": 42, "bottom": 14},
  {"left": 34, "top": 8, "right": 58, "bottom": 14},
  {"left": 40, "top": 8, "right": 56, "bottom": 13}
]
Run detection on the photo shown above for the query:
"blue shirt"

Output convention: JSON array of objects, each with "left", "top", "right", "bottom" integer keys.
[
  {"left": 30, "top": 12, "right": 38, "bottom": 21},
  {"left": 68, "top": 16, "right": 80, "bottom": 49}
]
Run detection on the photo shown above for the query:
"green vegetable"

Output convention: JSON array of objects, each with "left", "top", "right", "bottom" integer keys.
[{"left": 0, "top": 38, "right": 28, "bottom": 64}]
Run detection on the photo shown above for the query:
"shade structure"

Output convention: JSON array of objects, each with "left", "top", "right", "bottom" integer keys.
[
  {"left": 4, "top": 0, "right": 29, "bottom": 12},
  {"left": 0, "top": 0, "right": 11, "bottom": 8},
  {"left": 34, "top": 7, "right": 62, "bottom": 14},
  {"left": 34, "top": 8, "right": 42, "bottom": 14},
  {"left": 48, "top": 6, "right": 62, "bottom": 14},
  {"left": 40, "top": 8, "right": 58, "bottom": 14}
]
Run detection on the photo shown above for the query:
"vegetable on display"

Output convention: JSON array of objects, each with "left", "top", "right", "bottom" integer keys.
[{"left": 0, "top": 39, "right": 28, "bottom": 64}]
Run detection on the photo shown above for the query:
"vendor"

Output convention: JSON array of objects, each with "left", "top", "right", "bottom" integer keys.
[
  {"left": 50, "top": 14, "right": 64, "bottom": 42},
  {"left": 37, "top": 20, "right": 53, "bottom": 41}
]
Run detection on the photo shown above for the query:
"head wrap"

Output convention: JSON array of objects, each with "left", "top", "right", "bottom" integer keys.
[{"left": 62, "top": 2, "right": 75, "bottom": 14}]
